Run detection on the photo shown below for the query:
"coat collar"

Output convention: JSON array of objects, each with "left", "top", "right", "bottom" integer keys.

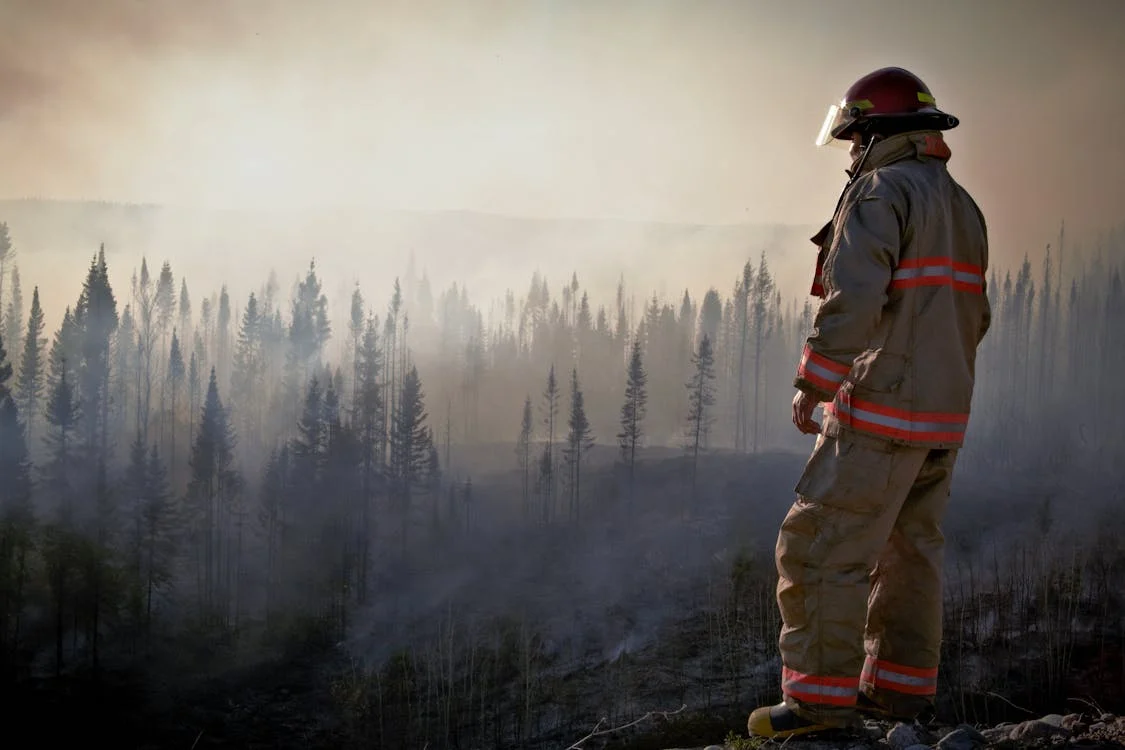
[{"left": 847, "top": 130, "right": 952, "bottom": 177}]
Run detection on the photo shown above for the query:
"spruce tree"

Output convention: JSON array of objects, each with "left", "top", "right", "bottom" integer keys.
[
  {"left": 685, "top": 334, "right": 717, "bottom": 509},
  {"left": 389, "top": 365, "right": 431, "bottom": 555},
  {"left": 5, "top": 265, "right": 23, "bottom": 365},
  {"left": 185, "top": 368, "right": 241, "bottom": 628},
  {"left": 142, "top": 444, "right": 173, "bottom": 633},
  {"left": 516, "top": 395, "right": 533, "bottom": 523},
  {"left": 257, "top": 444, "right": 290, "bottom": 626},
  {"left": 617, "top": 338, "right": 648, "bottom": 495},
  {"left": 0, "top": 330, "right": 34, "bottom": 665},
  {"left": 16, "top": 287, "right": 45, "bottom": 443},
  {"left": 539, "top": 365, "right": 559, "bottom": 524},
  {"left": 167, "top": 329, "right": 185, "bottom": 483},
  {"left": 74, "top": 247, "right": 118, "bottom": 459},
  {"left": 230, "top": 293, "right": 262, "bottom": 455},
  {"left": 354, "top": 316, "right": 383, "bottom": 602},
  {"left": 43, "top": 366, "right": 80, "bottom": 524},
  {"left": 563, "top": 367, "right": 594, "bottom": 523}
]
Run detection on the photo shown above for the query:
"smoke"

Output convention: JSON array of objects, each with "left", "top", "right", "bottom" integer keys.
[{"left": 0, "top": 1, "right": 1122, "bottom": 278}]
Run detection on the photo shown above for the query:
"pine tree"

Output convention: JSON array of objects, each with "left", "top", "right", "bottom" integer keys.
[
  {"left": 167, "top": 330, "right": 185, "bottom": 485},
  {"left": 123, "top": 433, "right": 150, "bottom": 637},
  {"left": 750, "top": 251, "right": 775, "bottom": 453},
  {"left": 178, "top": 278, "right": 192, "bottom": 344},
  {"left": 185, "top": 368, "right": 241, "bottom": 628},
  {"left": 0, "top": 383, "right": 33, "bottom": 665},
  {"left": 685, "top": 334, "right": 717, "bottom": 509},
  {"left": 16, "top": 287, "right": 45, "bottom": 444},
  {"left": 733, "top": 261, "right": 753, "bottom": 452},
  {"left": 41, "top": 365, "right": 80, "bottom": 675},
  {"left": 230, "top": 294, "right": 262, "bottom": 456},
  {"left": 617, "top": 338, "right": 648, "bottom": 492},
  {"left": 563, "top": 367, "right": 594, "bottom": 523},
  {"left": 4, "top": 265, "right": 23, "bottom": 370},
  {"left": 141, "top": 444, "right": 173, "bottom": 634},
  {"left": 0, "top": 329, "right": 27, "bottom": 493},
  {"left": 133, "top": 258, "right": 158, "bottom": 442},
  {"left": 74, "top": 248, "right": 118, "bottom": 473},
  {"left": 516, "top": 395, "right": 533, "bottom": 523},
  {"left": 188, "top": 349, "right": 200, "bottom": 448},
  {"left": 49, "top": 307, "right": 80, "bottom": 395},
  {"left": 286, "top": 261, "right": 332, "bottom": 401},
  {"left": 538, "top": 365, "right": 560, "bottom": 524},
  {"left": 155, "top": 262, "right": 175, "bottom": 454},
  {"left": 43, "top": 366, "right": 81, "bottom": 524},
  {"left": 216, "top": 285, "right": 232, "bottom": 386},
  {"left": 0, "top": 223, "right": 11, "bottom": 342},
  {"left": 388, "top": 365, "right": 432, "bottom": 555},
  {"left": 258, "top": 444, "right": 290, "bottom": 626},
  {"left": 114, "top": 304, "right": 138, "bottom": 446},
  {"left": 348, "top": 285, "right": 365, "bottom": 413},
  {"left": 293, "top": 376, "right": 326, "bottom": 486},
  {"left": 354, "top": 316, "right": 383, "bottom": 601}
]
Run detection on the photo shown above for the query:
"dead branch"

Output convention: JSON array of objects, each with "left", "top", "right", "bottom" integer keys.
[
  {"left": 985, "top": 691, "right": 1034, "bottom": 716},
  {"left": 566, "top": 704, "right": 688, "bottom": 749},
  {"left": 1066, "top": 696, "right": 1107, "bottom": 717}
]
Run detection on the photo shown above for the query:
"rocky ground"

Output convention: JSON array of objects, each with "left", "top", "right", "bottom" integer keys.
[{"left": 665, "top": 712, "right": 1125, "bottom": 750}]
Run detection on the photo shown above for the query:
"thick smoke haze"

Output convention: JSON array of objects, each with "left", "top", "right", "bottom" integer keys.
[{"left": 2, "top": 1, "right": 1123, "bottom": 271}]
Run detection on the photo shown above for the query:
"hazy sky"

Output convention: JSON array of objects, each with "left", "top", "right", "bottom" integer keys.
[{"left": 1, "top": 0, "right": 1123, "bottom": 271}]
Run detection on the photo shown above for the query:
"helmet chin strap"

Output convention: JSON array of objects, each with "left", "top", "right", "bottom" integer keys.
[{"left": 828, "top": 133, "right": 882, "bottom": 222}]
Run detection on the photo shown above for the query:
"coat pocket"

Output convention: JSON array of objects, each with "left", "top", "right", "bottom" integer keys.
[
  {"left": 849, "top": 349, "right": 907, "bottom": 395},
  {"left": 794, "top": 433, "right": 895, "bottom": 514}
]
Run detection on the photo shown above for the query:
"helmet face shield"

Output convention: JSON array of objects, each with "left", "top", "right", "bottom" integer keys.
[{"left": 815, "top": 103, "right": 852, "bottom": 148}]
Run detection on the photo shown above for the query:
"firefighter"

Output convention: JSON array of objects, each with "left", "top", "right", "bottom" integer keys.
[{"left": 748, "top": 67, "right": 992, "bottom": 738}]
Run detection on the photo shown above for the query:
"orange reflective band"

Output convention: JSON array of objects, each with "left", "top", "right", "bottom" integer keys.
[
  {"left": 782, "top": 667, "right": 859, "bottom": 707},
  {"left": 828, "top": 394, "right": 969, "bottom": 444},
  {"left": 797, "top": 345, "right": 851, "bottom": 393},
  {"left": 891, "top": 257, "right": 983, "bottom": 293},
  {"left": 861, "top": 657, "right": 938, "bottom": 696}
]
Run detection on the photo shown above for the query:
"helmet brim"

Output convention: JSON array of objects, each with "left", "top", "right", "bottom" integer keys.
[{"left": 816, "top": 103, "right": 959, "bottom": 147}]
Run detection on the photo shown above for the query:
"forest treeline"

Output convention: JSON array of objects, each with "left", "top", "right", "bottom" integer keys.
[{"left": 1, "top": 217, "right": 1124, "bottom": 746}]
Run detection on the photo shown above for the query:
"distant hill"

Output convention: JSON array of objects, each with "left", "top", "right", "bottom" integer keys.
[{"left": 0, "top": 199, "right": 821, "bottom": 322}]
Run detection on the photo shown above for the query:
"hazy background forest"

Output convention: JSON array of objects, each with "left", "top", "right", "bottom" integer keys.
[
  {"left": 1, "top": 202, "right": 1123, "bottom": 748},
  {"left": 2, "top": 1, "right": 1125, "bottom": 748}
]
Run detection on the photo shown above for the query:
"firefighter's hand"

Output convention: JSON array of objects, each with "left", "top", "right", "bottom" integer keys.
[{"left": 792, "top": 389, "right": 822, "bottom": 435}]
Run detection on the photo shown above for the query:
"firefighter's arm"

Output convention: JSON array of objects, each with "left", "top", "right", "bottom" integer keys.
[
  {"left": 976, "top": 204, "right": 992, "bottom": 343},
  {"left": 794, "top": 179, "right": 902, "bottom": 401}
]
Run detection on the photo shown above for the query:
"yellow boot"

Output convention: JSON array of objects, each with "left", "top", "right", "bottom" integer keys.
[{"left": 747, "top": 703, "right": 833, "bottom": 739}]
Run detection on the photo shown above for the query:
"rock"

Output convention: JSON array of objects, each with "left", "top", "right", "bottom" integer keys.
[
  {"left": 702, "top": 745, "right": 725, "bottom": 750},
  {"left": 1061, "top": 714, "right": 1085, "bottom": 730},
  {"left": 1089, "top": 722, "right": 1107, "bottom": 732},
  {"left": 888, "top": 722, "right": 922, "bottom": 750},
  {"left": 981, "top": 726, "right": 1013, "bottom": 743},
  {"left": 863, "top": 720, "right": 886, "bottom": 740},
  {"left": 936, "top": 725, "right": 987, "bottom": 750},
  {"left": 1099, "top": 713, "right": 1115, "bottom": 723},
  {"left": 1009, "top": 719, "right": 1072, "bottom": 742},
  {"left": 1041, "top": 714, "right": 1066, "bottom": 727},
  {"left": 902, "top": 744, "right": 931, "bottom": 750}
]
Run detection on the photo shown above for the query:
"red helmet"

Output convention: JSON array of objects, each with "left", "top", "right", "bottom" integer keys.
[{"left": 815, "top": 67, "right": 959, "bottom": 146}]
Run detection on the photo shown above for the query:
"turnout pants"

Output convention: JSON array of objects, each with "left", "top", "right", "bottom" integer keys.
[{"left": 775, "top": 432, "right": 956, "bottom": 725}]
